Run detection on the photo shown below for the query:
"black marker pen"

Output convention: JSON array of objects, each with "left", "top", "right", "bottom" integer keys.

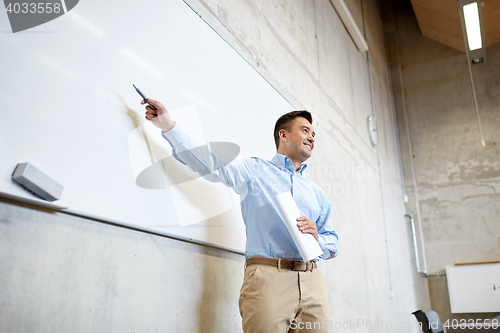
[{"left": 133, "top": 84, "right": 157, "bottom": 111}]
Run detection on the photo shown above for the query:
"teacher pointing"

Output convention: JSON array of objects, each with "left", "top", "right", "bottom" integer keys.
[{"left": 143, "top": 98, "right": 338, "bottom": 333}]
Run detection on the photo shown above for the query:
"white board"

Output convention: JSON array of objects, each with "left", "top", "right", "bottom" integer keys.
[{"left": 0, "top": 0, "right": 293, "bottom": 253}]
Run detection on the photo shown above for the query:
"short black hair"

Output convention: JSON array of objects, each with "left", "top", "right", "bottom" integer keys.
[{"left": 273, "top": 110, "right": 313, "bottom": 150}]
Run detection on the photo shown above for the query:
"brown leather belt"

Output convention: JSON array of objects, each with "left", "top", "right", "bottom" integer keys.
[{"left": 246, "top": 256, "right": 316, "bottom": 272}]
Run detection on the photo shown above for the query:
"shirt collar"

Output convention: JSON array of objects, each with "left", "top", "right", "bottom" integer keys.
[{"left": 271, "top": 154, "right": 308, "bottom": 175}]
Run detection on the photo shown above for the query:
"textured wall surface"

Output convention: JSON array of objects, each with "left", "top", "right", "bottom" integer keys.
[
  {"left": 0, "top": 0, "right": 429, "bottom": 332},
  {"left": 385, "top": 0, "right": 500, "bottom": 324},
  {"left": 0, "top": 199, "right": 245, "bottom": 332}
]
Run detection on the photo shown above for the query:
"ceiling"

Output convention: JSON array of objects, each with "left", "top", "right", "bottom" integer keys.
[{"left": 410, "top": 0, "right": 500, "bottom": 52}]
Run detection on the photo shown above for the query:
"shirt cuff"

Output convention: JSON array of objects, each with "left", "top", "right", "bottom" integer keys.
[{"left": 161, "top": 123, "right": 187, "bottom": 148}]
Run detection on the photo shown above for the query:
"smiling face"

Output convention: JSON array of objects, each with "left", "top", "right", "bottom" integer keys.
[{"left": 277, "top": 116, "right": 316, "bottom": 165}]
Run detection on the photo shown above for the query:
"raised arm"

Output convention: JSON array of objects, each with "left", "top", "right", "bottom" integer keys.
[{"left": 143, "top": 98, "right": 254, "bottom": 195}]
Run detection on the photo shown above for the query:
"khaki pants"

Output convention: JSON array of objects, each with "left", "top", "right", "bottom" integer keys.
[{"left": 239, "top": 259, "right": 329, "bottom": 333}]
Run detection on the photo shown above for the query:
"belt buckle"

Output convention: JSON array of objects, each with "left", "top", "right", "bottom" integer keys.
[{"left": 291, "top": 261, "right": 307, "bottom": 272}]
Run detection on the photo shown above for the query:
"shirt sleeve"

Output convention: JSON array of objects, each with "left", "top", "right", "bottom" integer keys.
[
  {"left": 315, "top": 196, "right": 339, "bottom": 260},
  {"left": 161, "top": 124, "right": 255, "bottom": 195}
]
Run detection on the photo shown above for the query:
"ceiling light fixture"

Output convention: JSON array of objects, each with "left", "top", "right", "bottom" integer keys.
[
  {"left": 463, "top": 2, "right": 482, "bottom": 51},
  {"left": 459, "top": 0, "right": 486, "bottom": 147},
  {"left": 459, "top": 0, "right": 486, "bottom": 65}
]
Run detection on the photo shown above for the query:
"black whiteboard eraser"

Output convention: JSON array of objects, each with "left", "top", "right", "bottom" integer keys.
[{"left": 11, "top": 163, "right": 64, "bottom": 202}]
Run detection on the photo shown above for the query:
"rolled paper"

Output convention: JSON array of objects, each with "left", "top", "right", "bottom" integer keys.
[{"left": 273, "top": 192, "right": 323, "bottom": 262}]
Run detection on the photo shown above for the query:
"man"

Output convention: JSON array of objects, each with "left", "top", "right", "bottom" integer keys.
[{"left": 143, "top": 98, "right": 338, "bottom": 332}]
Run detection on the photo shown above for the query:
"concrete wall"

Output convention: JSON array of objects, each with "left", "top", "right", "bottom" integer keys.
[
  {"left": 0, "top": 0, "right": 428, "bottom": 332},
  {"left": 384, "top": 0, "right": 500, "bottom": 324}
]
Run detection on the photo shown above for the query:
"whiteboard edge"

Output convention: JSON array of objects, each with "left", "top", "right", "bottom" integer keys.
[
  {"left": 0, "top": 191, "right": 67, "bottom": 210},
  {"left": 0, "top": 191, "right": 245, "bottom": 257}
]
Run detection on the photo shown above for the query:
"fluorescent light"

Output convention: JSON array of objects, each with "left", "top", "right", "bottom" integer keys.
[
  {"left": 67, "top": 11, "right": 104, "bottom": 37},
  {"left": 463, "top": 2, "right": 482, "bottom": 51},
  {"left": 120, "top": 49, "right": 166, "bottom": 80}
]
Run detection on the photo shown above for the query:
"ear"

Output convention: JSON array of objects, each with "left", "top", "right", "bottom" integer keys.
[{"left": 279, "top": 129, "right": 288, "bottom": 143}]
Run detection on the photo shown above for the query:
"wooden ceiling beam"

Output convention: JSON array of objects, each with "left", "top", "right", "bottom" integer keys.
[{"left": 410, "top": 0, "right": 500, "bottom": 51}]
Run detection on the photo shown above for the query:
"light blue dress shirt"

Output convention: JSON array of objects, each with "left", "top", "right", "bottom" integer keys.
[{"left": 162, "top": 124, "right": 338, "bottom": 261}]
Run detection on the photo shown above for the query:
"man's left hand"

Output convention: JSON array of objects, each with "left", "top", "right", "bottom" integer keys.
[{"left": 296, "top": 217, "right": 318, "bottom": 241}]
